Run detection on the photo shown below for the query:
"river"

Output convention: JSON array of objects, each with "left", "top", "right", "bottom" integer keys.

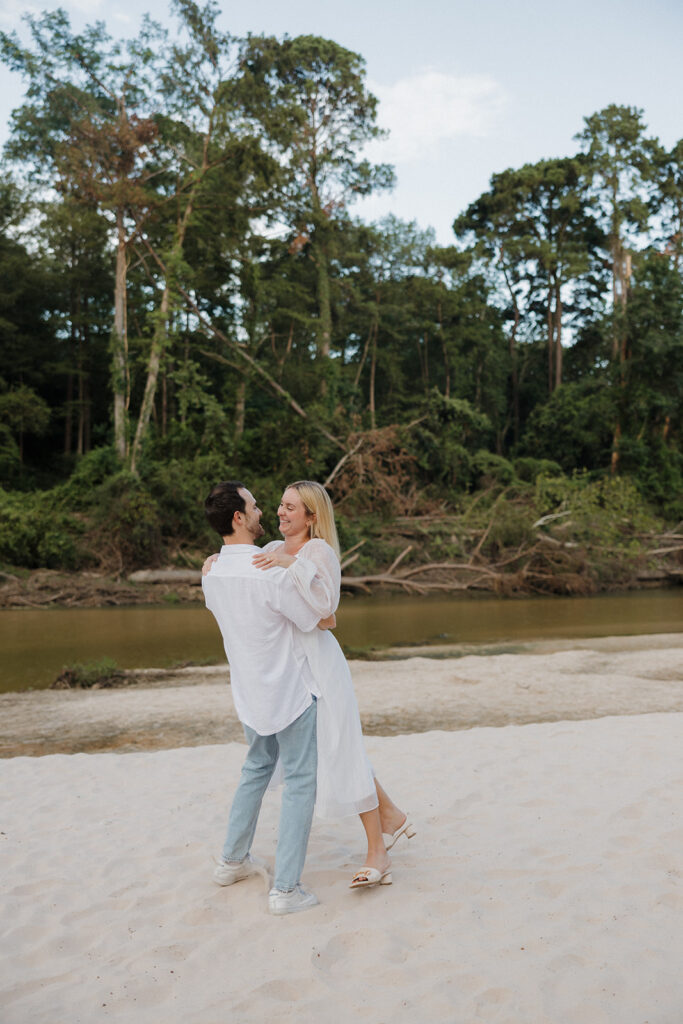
[{"left": 1, "top": 588, "right": 681, "bottom": 693}]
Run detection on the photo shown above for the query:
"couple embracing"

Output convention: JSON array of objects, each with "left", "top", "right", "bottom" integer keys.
[{"left": 202, "top": 479, "right": 414, "bottom": 916}]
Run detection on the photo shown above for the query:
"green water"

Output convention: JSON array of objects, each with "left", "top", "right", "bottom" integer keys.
[{"left": 1, "top": 588, "right": 681, "bottom": 693}]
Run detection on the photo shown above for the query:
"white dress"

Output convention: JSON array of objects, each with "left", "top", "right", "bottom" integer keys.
[{"left": 262, "top": 538, "right": 378, "bottom": 820}]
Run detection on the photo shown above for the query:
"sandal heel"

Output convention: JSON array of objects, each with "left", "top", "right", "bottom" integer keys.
[{"left": 380, "top": 872, "right": 393, "bottom": 885}]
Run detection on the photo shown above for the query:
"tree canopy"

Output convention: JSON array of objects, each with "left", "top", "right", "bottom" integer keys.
[{"left": 0, "top": 2, "right": 681, "bottom": 573}]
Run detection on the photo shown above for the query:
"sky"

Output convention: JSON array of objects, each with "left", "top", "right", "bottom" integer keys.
[{"left": 0, "top": 0, "right": 681, "bottom": 243}]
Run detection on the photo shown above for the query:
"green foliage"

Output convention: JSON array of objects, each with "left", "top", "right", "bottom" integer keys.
[
  {"left": 0, "top": 423, "right": 20, "bottom": 479},
  {"left": 513, "top": 457, "right": 563, "bottom": 482},
  {"left": 97, "top": 474, "right": 163, "bottom": 570},
  {"left": 617, "top": 438, "right": 683, "bottom": 519},
  {"left": 483, "top": 503, "right": 535, "bottom": 556},
  {"left": 0, "top": 487, "right": 82, "bottom": 568},
  {"left": 54, "top": 447, "right": 120, "bottom": 508},
  {"left": 520, "top": 381, "right": 614, "bottom": 472},
  {"left": 471, "top": 451, "right": 516, "bottom": 487},
  {"left": 52, "top": 657, "right": 123, "bottom": 689},
  {"left": 0, "top": 24, "right": 681, "bottom": 581},
  {"left": 534, "top": 471, "right": 660, "bottom": 547},
  {"left": 0, "top": 382, "right": 50, "bottom": 436},
  {"left": 409, "top": 390, "right": 492, "bottom": 492},
  {"left": 145, "top": 453, "right": 236, "bottom": 545}
]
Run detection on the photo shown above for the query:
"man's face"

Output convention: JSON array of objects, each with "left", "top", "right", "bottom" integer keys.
[{"left": 237, "top": 488, "right": 264, "bottom": 539}]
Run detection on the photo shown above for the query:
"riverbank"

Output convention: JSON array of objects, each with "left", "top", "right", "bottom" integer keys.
[
  {"left": 2, "top": 686, "right": 683, "bottom": 1021},
  {"left": 0, "top": 568, "right": 205, "bottom": 610},
  {"left": 2, "top": 633, "right": 682, "bottom": 757},
  {"left": 1, "top": 515, "right": 681, "bottom": 612}
]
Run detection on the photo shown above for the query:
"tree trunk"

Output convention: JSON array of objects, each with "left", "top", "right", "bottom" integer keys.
[
  {"left": 369, "top": 326, "right": 377, "bottom": 430},
  {"left": 438, "top": 300, "right": 450, "bottom": 397},
  {"left": 554, "top": 284, "right": 563, "bottom": 390},
  {"left": 111, "top": 206, "right": 128, "bottom": 461},
  {"left": 64, "top": 372, "right": 73, "bottom": 455},
  {"left": 547, "top": 282, "right": 554, "bottom": 394},
  {"left": 234, "top": 377, "right": 246, "bottom": 439},
  {"left": 83, "top": 373, "right": 91, "bottom": 453},
  {"left": 130, "top": 285, "right": 170, "bottom": 475},
  {"left": 611, "top": 420, "right": 621, "bottom": 475},
  {"left": 77, "top": 326, "right": 85, "bottom": 456},
  {"left": 500, "top": 257, "right": 520, "bottom": 444},
  {"left": 162, "top": 370, "right": 168, "bottom": 437},
  {"left": 82, "top": 296, "right": 91, "bottom": 453},
  {"left": 314, "top": 243, "right": 332, "bottom": 359}
]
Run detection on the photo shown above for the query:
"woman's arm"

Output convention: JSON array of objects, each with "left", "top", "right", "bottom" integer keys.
[
  {"left": 252, "top": 547, "right": 295, "bottom": 570},
  {"left": 287, "top": 540, "right": 341, "bottom": 619},
  {"left": 251, "top": 538, "right": 340, "bottom": 619}
]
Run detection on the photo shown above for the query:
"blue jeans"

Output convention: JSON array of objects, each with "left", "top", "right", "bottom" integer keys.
[{"left": 222, "top": 700, "right": 317, "bottom": 892}]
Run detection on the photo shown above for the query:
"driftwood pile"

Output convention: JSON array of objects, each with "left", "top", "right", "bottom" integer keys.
[
  {"left": 0, "top": 569, "right": 204, "bottom": 609},
  {"left": 1, "top": 523, "right": 681, "bottom": 609},
  {"left": 340, "top": 524, "right": 683, "bottom": 597}
]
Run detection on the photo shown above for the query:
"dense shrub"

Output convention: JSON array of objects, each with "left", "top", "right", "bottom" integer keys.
[
  {"left": 96, "top": 475, "right": 163, "bottom": 570},
  {"left": 513, "top": 457, "right": 563, "bottom": 483},
  {"left": 51, "top": 657, "right": 124, "bottom": 689},
  {"left": 0, "top": 487, "right": 83, "bottom": 569},
  {"left": 534, "top": 471, "right": 660, "bottom": 546},
  {"left": 471, "top": 450, "right": 516, "bottom": 487}
]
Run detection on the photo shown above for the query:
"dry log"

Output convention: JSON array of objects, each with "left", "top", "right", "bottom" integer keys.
[
  {"left": 400, "top": 561, "right": 498, "bottom": 578},
  {"left": 532, "top": 510, "right": 573, "bottom": 528},
  {"left": 323, "top": 438, "right": 364, "bottom": 488},
  {"left": 340, "top": 539, "right": 366, "bottom": 571},
  {"left": 128, "top": 569, "right": 201, "bottom": 584}
]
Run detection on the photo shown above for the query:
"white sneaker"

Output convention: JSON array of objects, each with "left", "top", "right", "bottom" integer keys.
[
  {"left": 268, "top": 884, "right": 319, "bottom": 916},
  {"left": 213, "top": 854, "right": 266, "bottom": 887}
]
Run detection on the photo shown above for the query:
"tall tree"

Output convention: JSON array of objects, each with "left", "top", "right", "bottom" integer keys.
[
  {"left": 1, "top": 9, "right": 164, "bottom": 460},
  {"left": 576, "top": 105, "right": 656, "bottom": 472},
  {"left": 650, "top": 138, "right": 683, "bottom": 271},
  {"left": 238, "top": 35, "right": 394, "bottom": 373},
  {"left": 455, "top": 157, "right": 599, "bottom": 396}
]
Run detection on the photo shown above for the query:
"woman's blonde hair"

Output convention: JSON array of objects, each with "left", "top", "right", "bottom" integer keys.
[{"left": 284, "top": 480, "right": 340, "bottom": 559}]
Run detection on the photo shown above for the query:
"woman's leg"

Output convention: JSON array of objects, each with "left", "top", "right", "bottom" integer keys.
[
  {"left": 374, "top": 778, "right": 406, "bottom": 837},
  {"left": 357, "top": 806, "right": 391, "bottom": 874},
  {"left": 354, "top": 775, "right": 407, "bottom": 873}
]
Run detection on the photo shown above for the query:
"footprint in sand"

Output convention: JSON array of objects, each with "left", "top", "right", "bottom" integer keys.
[{"left": 312, "top": 926, "right": 415, "bottom": 987}]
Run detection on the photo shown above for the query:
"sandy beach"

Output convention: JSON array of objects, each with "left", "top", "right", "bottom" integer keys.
[{"left": 2, "top": 635, "right": 683, "bottom": 1022}]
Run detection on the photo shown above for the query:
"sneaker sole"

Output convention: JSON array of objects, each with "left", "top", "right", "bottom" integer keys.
[{"left": 269, "top": 898, "right": 318, "bottom": 916}]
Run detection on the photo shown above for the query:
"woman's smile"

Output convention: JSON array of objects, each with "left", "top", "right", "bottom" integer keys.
[{"left": 277, "top": 487, "right": 312, "bottom": 539}]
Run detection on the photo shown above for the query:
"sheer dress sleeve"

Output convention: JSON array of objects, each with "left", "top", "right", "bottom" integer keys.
[{"left": 288, "top": 538, "right": 341, "bottom": 618}]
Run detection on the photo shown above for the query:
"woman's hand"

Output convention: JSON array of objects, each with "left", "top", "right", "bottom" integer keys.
[
  {"left": 317, "top": 613, "right": 336, "bottom": 631},
  {"left": 252, "top": 549, "right": 296, "bottom": 570},
  {"left": 202, "top": 553, "right": 219, "bottom": 576}
]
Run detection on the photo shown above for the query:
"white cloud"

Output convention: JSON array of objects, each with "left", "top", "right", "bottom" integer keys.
[
  {"left": 0, "top": 0, "right": 104, "bottom": 27},
  {"left": 366, "top": 70, "right": 507, "bottom": 164},
  {"left": 0, "top": 0, "right": 42, "bottom": 27}
]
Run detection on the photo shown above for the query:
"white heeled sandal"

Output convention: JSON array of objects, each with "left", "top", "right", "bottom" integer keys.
[
  {"left": 382, "top": 817, "right": 416, "bottom": 851},
  {"left": 349, "top": 867, "right": 393, "bottom": 888}
]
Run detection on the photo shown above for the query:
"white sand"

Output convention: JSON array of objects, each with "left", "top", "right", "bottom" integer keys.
[{"left": 2, "top": 639, "right": 683, "bottom": 1022}]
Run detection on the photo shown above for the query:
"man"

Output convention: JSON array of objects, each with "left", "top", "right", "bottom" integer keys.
[{"left": 202, "top": 480, "right": 323, "bottom": 916}]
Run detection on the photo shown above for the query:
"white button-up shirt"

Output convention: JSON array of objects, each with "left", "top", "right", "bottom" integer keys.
[{"left": 202, "top": 544, "right": 320, "bottom": 735}]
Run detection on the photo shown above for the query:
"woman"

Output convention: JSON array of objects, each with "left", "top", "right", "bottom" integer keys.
[{"left": 204, "top": 480, "right": 414, "bottom": 887}]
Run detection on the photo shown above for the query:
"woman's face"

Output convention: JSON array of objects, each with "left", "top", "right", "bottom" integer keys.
[{"left": 277, "top": 487, "right": 313, "bottom": 540}]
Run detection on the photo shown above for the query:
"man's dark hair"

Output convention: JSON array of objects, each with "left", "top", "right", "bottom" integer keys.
[{"left": 204, "top": 480, "right": 246, "bottom": 537}]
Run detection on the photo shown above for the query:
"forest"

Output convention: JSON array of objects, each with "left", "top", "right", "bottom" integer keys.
[{"left": 0, "top": 1, "right": 681, "bottom": 599}]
